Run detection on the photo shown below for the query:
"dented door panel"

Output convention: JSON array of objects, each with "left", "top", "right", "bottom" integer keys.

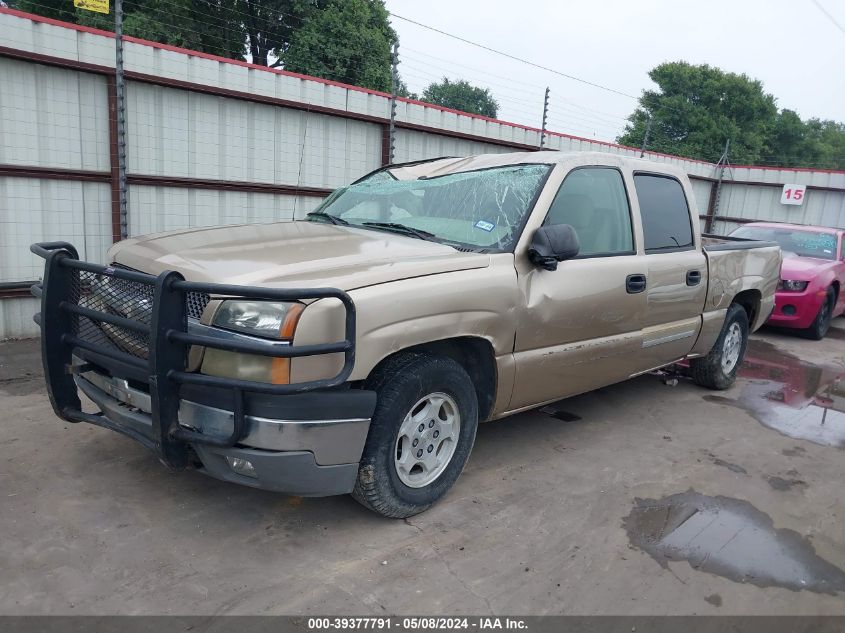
[{"left": 509, "top": 255, "right": 648, "bottom": 410}]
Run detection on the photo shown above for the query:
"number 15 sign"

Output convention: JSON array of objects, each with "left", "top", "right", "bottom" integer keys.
[{"left": 781, "top": 183, "right": 806, "bottom": 206}]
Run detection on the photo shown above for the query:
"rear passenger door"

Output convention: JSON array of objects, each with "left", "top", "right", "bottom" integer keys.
[{"left": 633, "top": 173, "right": 707, "bottom": 368}]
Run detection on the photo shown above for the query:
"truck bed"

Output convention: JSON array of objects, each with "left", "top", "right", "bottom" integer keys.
[
  {"left": 701, "top": 234, "right": 782, "bottom": 331},
  {"left": 701, "top": 233, "right": 779, "bottom": 251}
]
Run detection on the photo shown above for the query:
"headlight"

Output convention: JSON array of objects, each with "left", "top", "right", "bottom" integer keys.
[
  {"left": 202, "top": 301, "right": 304, "bottom": 385},
  {"left": 779, "top": 280, "right": 808, "bottom": 292},
  {"left": 212, "top": 301, "right": 303, "bottom": 339}
]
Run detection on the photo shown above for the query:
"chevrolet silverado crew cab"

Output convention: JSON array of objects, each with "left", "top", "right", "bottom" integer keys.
[{"left": 30, "top": 151, "right": 781, "bottom": 518}]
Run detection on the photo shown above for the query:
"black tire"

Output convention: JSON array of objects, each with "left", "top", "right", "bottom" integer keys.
[
  {"left": 690, "top": 303, "right": 749, "bottom": 390},
  {"left": 801, "top": 287, "right": 835, "bottom": 340},
  {"left": 352, "top": 353, "right": 479, "bottom": 518}
]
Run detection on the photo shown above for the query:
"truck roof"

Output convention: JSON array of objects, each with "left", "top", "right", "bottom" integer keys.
[{"left": 382, "top": 151, "right": 688, "bottom": 181}]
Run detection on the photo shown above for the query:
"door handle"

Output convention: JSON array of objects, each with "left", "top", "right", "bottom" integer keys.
[
  {"left": 626, "top": 274, "right": 647, "bottom": 294},
  {"left": 686, "top": 270, "right": 702, "bottom": 286}
]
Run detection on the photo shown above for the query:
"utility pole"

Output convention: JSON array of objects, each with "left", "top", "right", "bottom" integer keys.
[
  {"left": 706, "top": 138, "right": 732, "bottom": 233},
  {"left": 539, "top": 87, "right": 550, "bottom": 148},
  {"left": 713, "top": 138, "right": 732, "bottom": 216},
  {"left": 639, "top": 114, "right": 653, "bottom": 158},
  {"left": 388, "top": 41, "right": 399, "bottom": 164},
  {"left": 115, "top": 0, "right": 128, "bottom": 239}
]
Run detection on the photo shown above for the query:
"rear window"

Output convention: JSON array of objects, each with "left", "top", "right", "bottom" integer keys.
[
  {"left": 730, "top": 226, "right": 838, "bottom": 260},
  {"left": 634, "top": 175, "right": 694, "bottom": 253}
]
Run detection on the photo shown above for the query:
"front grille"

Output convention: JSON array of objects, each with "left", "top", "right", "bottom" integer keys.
[
  {"left": 112, "top": 264, "right": 210, "bottom": 321},
  {"left": 186, "top": 290, "right": 210, "bottom": 320},
  {"left": 31, "top": 240, "right": 358, "bottom": 453},
  {"left": 70, "top": 267, "right": 209, "bottom": 360}
]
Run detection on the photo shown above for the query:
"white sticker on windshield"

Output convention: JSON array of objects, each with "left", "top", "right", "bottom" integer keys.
[{"left": 475, "top": 220, "right": 495, "bottom": 232}]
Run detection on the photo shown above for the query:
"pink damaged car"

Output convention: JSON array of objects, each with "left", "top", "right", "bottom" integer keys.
[{"left": 729, "top": 222, "right": 845, "bottom": 339}]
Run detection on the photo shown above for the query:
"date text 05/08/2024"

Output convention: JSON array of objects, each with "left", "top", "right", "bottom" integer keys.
[{"left": 307, "top": 617, "right": 528, "bottom": 630}]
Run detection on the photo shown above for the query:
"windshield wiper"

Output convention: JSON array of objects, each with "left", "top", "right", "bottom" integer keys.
[
  {"left": 361, "top": 222, "right": 437, "bottom": 241},
  {"left": 305, "top": 211, "right": 349, "bottom": 226}
]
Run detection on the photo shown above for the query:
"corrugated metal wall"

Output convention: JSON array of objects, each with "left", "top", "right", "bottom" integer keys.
[
  {"left": 129, "top": 187, "right": 321, "bottom": 234},
  {"left": 0, "top": 57, "right": 110, "bottom": 171},
  {"left": 128, "top": 82, "right": 383, "bottom": 188},
  {"left": 690, "top": 178, "right": 713, "bottom": 220},
  {"left": 0, "top": 178, "right": 113, "bottom": 271},
  {"left": 394, "top": 129, "right": 514, "bottom": 162},
  {"left": 0, "top": 56, "right": 113, "bottom": 296},
  {"left": 0, "top": 297, "right": 40, "bottom": 340},
  {"left": 713, "top": 182, "right": 845, "bottom": 235},
  {"left": 1, "top": 8, "right": 844, "bottom": 339}
]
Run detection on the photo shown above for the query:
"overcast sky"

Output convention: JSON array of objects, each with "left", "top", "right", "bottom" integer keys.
[{"left": 386, "top": 0, "right": 845, "bottom": 144}]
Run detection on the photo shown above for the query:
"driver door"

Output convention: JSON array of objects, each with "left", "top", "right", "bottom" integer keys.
[{"left": 509, "top": 166, "right": 649, "bottom": 411}]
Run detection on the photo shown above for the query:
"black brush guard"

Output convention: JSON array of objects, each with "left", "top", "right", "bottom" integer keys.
[{"left": 30, "top": 241, "right": 356, "bottom": 469}]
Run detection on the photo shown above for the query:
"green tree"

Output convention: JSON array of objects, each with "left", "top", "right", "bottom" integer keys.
[
  {"left": 396, "top": 77, "right": 418, "bottom": 100},
  {"left": 14, "top": 0, "right": 76, "bottom": 21},
  {"left": 765, "top": 109, "right": 808, "bottom": 166},
  {"left": 801, "top": 119, "right": 845, "bottom": 170},
  {"left": 617, "top": 62, "right": 777, "bottom": 164},
  {"left": 241, "top": 0, "right": 313, "bottom": 68},
  {"left": 760, "top": 110, "right": 845, "bottom": 169},
  {"left": 282, "top": 0, "right": 395, "bottom": 92},
  {"left": 420, "top": 78, "right": 498, "bottom": 118}
]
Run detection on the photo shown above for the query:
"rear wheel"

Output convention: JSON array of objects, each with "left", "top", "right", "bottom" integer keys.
[
  {"left": 353, "top": 353, "right": 479, "bottom": 518},
  {"left": 690, "top": 303, "right": 749, "bottom": 390},
  {"left": 802, "top": 287, "right": 835, "bottom": 340}
]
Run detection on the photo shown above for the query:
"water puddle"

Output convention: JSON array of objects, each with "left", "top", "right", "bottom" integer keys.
[
  {"left": 703, "top": 340, "right": 845, "bottom": 448},
  {"left": 765, "top": 473, "right": 807, "bottom": 491},
  {"left": 711, "top": 457, "right": 747, "bottom": 475},
  {"left": 704, "top": 593, "right": 722, "bottom": 606},
  {"left": 623, "top": 490, "right": 845, "bottom": 594}
]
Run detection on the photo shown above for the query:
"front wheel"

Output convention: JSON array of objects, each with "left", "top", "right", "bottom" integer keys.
[
  {"left": 802, "top": 287, "right": 835, "bottom": 340},
  {"left": 353, "top": 353, "right": 479, "bottom": 518},
  {"left": 690, "top": 303, "right": 749, "bottom": 390}
]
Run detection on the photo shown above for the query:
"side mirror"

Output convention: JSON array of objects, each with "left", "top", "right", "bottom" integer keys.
[{"left": 528, "top": 224, "right": 580, "bottom": 271}]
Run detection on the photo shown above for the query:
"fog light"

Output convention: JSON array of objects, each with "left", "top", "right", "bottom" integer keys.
[
  {"left": 225, "top": 456, "right": 257, "bottom": 478},
  {"left": 782, "top": 304, "right": 797, "bottom": 316}
]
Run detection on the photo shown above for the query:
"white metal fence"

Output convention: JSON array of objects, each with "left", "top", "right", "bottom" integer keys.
[{"left": 1, "top": 8, "right": 844, "bottom": 338}]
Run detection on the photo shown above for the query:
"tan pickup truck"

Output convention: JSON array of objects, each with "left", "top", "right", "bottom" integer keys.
[{"left": 30, "top": 151, "right": 781, "bottom": 517}]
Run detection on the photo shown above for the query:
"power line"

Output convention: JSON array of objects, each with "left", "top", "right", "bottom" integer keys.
[
  {"left": 400, "top": 58, "right": 631, "bottom": 135},
  {"left": 389, "top": 12, "right": 640, "bottom": 102},
  {"left": 402, "top": 66, "right": 625, "bottom": 139},
  {"left": 401, "top": 56, "right": 631, "bottom": 127},
  {"left": 402, "top": 47, "right": 548, "bottom": 91},
  {"left": 811, "top": 0, "right": 845, "bottom": 37}
]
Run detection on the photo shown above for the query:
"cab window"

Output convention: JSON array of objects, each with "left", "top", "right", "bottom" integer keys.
[
  {"left": 634, "top": 174, "right": 694, "bottom": 253},
  {"left": 543, "top": 167, "right": 634, "bottom": 257}
]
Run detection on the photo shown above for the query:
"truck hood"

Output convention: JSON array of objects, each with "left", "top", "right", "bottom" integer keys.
[
  {"left": 108, "top": 221, "right": 490, "bottom": 291},
  {"left": 779, "top": 253, "right": 836, "bottom": 280}
]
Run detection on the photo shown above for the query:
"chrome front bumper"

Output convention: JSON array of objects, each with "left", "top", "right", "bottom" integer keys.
[{"left": 75, "top": 368, "right": 375, "bottom": 496}]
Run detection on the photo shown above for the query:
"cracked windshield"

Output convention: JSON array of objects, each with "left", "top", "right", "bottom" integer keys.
[{"left": 311, "top": 164, "right": 552, "bottom": 250}]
